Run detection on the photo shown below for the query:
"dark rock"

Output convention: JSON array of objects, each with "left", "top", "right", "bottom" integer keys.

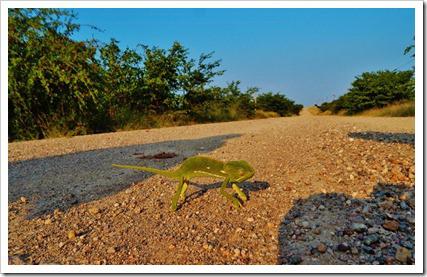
[{"left": 337, "top": 243, "right": 350, "bottom": 252}]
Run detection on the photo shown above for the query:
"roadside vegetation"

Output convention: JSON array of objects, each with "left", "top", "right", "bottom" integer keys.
[
  {"left": 316, "top": 38, "right": 415, "bottom": 118},
  {"left": 316, "top": 70, "right": 415, "bottom": 117},
  {"left": 8, "top": 9, "right": 302, "bottom": 141}
]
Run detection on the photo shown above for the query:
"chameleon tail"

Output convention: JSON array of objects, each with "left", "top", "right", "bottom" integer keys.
[{"left": 112, "top": 164, "right": 178, "bottom": 179}]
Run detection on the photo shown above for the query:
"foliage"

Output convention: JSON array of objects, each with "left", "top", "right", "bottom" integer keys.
[
  {"left": 8, "top": 8, "right": 303, "bottom": 141},
  {"left": 256, "top": 92, "right": 303, "bottom": 116},
  {"left": 318, "top": 70, "right": 414, "bottom": 115}
]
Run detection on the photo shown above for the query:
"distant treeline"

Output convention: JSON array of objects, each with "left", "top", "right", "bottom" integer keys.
[
  {"left": 316, "top": 70, "right": 415, "bottom": 115},
  {"left": 8, "top": 9, "right": 303, "bottom": 141}
]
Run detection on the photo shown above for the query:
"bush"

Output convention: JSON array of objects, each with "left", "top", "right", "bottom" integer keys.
[
  {"left": 256, "top": 92, "right": 303, "bottom": 116},
  {"left": 318, "top": 70, "right": 414, "bottom": 115}
]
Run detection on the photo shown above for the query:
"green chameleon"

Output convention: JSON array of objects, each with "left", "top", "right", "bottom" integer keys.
[{"left": 112, "top": 156, "right": 255, "bottom": 211}]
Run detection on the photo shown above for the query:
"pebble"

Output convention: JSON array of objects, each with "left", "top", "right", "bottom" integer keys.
[
  {"left": 351, "top": 223, "right": 367, "bottom": 233},
  {"left": 395, "top": 247, "right": 410, "bottom": 264},
  {"left": 44, "top": 218, "right": 52, "bottom": 225},
  {"left": 337, "top": 243, "right": 350, "bottom": 252},
  {"left": 67, "top": 231, "right": 76, "bottom": 240},
  {"left": 88, "top": 207, "right": 100, "bottom": 215},
  {"left": 383, "top": 220, "right": 399, "bottom": 231},
  {"left": 363, "top": 234, "right": 379, "bottom": 246},
  {"left": 317, "top": 243, "right": 327, "bottom": 253},
  {"left": 20, "top": 197, "right": 27, "bottom": 203},
  {"left": 247, "top": 217, "right": 254, "bottom": 222},
  {"left": 107, "top": 247, "right": 116, "bottom": 254},
  {"left": 301, "top": 221, "right": 310, "bottom": 228},
  {"left": 233, "top": 248, "right": 241, "bottom": 256},
  {"left": 288, "top": 255, "right": 302, "bottom": 265}
]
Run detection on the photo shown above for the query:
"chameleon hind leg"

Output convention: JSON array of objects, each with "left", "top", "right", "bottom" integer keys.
[
  {"left": 171, "top": 177, "right": 185, "bottom": 211},
  {"left": 232, "top": 183, "right": 247, "bottom": 202},
  {"left": 220, "top": 178, "right": 242, "bottom": 208}
]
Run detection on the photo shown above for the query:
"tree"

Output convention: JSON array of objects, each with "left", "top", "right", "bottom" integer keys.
[
  {"left": 256, "top": 92, "right": 302, "bottom": 116},
  {"left": 8, "top": 8, "right": 103, "bottom": 139},
  {"left": 342, "top": 70, "right": 414, "bottom": 114}
]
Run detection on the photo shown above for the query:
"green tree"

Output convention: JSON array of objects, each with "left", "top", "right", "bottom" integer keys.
[
  {"left": 342, "top": 70, "right": 414, "bottom": 114},
  {"left": 256, "top": 92, "right": 302, "bottom": 116},
  {"left": 8, "top": 8, "right": 103, "bottom": 140}
]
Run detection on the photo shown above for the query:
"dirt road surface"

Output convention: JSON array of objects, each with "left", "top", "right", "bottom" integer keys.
[{"left": 8, "top": 112, "right": 415, "bottom": 265}]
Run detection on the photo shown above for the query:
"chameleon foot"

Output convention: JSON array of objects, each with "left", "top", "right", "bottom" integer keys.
[{"left": 232, "top": 183, "right": 247, "bottom": 202}]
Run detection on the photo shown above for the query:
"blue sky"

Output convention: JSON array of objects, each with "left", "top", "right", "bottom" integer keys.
[{"left": 71, "top": 8, "right": 414, "bottom": 106}]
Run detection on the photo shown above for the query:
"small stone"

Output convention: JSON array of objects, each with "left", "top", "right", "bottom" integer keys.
[
  {"left": 288, "top": 255, "right": 302, "bottom": 265},
  {"left": 58, "top": 242, "right": 65, "bottom": 248},
  {"left": 383, "top": 220, "right": 399, "bottom": 231},
  {"left": 168, "top": 244, "right": 175, "bottom": 250},
  {"left": 351, "top": 223, "right": 368, "bottom": 233},
  {"left": 399, "top": 192, "right": 409, "bottom": 201},
  {"left": 67, "top": 231, "right": 76, "bottom": 240},
  {"left": 301, "top": 221, "right": 310, "bottom": 228},
  {"left": 114, "top": 203, "right": 120, "bottom": 207},
  {"left": 364, "top": 234, "right": 379, "bottom": 246},
  {"left": 107, "top": 247, "right": 116, "bottom": 254},
  {"left": 44, "top": 218, "right": 52, "bottom": 225},
  {"left": 400, "top": 201, "right": 408, "bottom": 210},
  {"left": 203, "top": 244, "right": 210, "bottom": 250},
  {"left": 20, "top": 197, "right": 27, "bottom": 203},
  {"left": 133, "top": 207, "right": 142, "bottom": 214},
  {"left": 337, "top": 243, "right": 350, "bottom": 252},
  {"left": 233, "top": 248, "right": 241, "bottom": 256},
  {"left": 313, "top": 228, "right": 321, "bottom": 235},
  {"left": 317, "top": 243, "right": 327, "bottom": 253},
  {"left": 395, "top": 247, "right": 411, "bottom": 264},
  {"left": 318, "top": 205, "right": 325, "bottom": 210},
  {"left": 236, "top": 227, "right": 243, "bottom": 233},
  {"left": 351, "top": 247, "right": 359, "bottom": 255},
  {"left": 247, "top": 217, "right": 254, "bottom": 222},
  {"left": 385, "top": 256, "right": 395, "bottom": 265},
  {"left": 401, "top": 241, "right": 413, "bottom": 249},
  {"left": 346, "top": 200, "right": 352, "bottom": 205},
  {"left": 88, "top": 207, "right": 100, "bottom": 215}
]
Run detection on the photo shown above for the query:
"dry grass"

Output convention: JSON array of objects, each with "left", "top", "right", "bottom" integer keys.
[
  {"left": 357, "top": 101, "right": 415, "bottom": 117},
  {"left": 306, "top": 106, "right": 322, "bottom": 115},
  {"left": 254, "top": 110, "right": 280, "bottom": 119}
]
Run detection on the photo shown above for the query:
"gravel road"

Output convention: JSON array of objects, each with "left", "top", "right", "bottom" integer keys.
[{"left": 8, "top": 112, "right": 415, "bottom": 265}]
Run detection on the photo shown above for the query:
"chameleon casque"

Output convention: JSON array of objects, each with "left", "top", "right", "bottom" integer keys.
[{"left": 112, "top": 156, "right": 255, "bottom": 211}]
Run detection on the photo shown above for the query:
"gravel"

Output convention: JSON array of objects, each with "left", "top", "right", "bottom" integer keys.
[{"left": 8, "top": 112, "right": 414, "bottom": 265}]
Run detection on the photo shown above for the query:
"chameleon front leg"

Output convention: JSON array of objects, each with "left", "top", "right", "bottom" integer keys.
[
  {"left": 220, "top": 178, "right": 242, "bottom": 208},
  {"left": 232, "top": 183, "right": 247, "bottom": 202},
  {"left": 179, "top": 181, "right": 188, "bottom": 202},
  {"left": 171, "top": 177, "right": 185, "bottom": 211}
]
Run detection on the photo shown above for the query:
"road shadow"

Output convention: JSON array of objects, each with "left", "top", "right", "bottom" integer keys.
[
  {"left": 9, "top": 134, "right": 240, "bottom": 219},
  {"left": 348, "top": 132, "right": 414, "bottom": 145},
  {"left": 277, "top": 183, "right": 414, "bottom": 265},
  {"left": 185, "top": 180, "right": 270, "bottom": 204}
]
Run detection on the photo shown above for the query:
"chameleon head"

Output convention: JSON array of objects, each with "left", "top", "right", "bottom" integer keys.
[{"left": 224, "top": 160, "right": 255, "bottom": 182}]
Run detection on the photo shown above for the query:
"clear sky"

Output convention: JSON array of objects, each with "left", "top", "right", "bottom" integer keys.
[{"left": 71, "top": 8, "right": 414, "bottom": 106}]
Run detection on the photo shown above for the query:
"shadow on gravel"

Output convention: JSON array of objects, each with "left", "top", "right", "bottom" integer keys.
[
  {"left": 186, "top": 181, "right": 270, "bottom": 203},
  {"left": 348, "top": 132, "right": 414, "bottom": 145},
  {"left": 277, "top": 183, "right": 414, "bottom": 265},
  {"left": 9, "top": 134, "right": 240, "bottom": 219}
]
